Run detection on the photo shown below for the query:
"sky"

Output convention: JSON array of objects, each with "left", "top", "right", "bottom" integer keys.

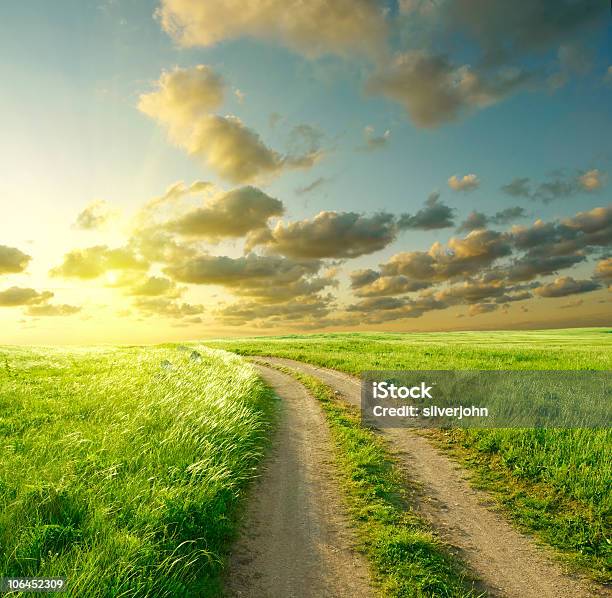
[{"left": 0, "top": 0, "right": 611, "bottom": 344}]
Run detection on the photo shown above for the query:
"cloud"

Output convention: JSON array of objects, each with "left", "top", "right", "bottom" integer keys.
[
  {"left": 126, "top": 276, "right": 182, "bottom": 297},
  {"left": 579, "top": 169, "right": 606, "bottom": 191},
  {"left": 133, "top": 297, "right": 204, "bottom": 318},
  {"left": 398, "top": 193, "right": 454, "bottom": 230},
  {"left": 491, "top": 206, "right": 527, "bottom": 224},
  {"left": 502, "top": 254, "right": 585, "bottom": 283},
  {"left": 189, "top": 114, "right": 321, "bottom": 183},
  {"left": 468, "top": 303, "right": 498, "bottom": 316},
  {"left": 139, "top": 66, "right": 321, "bottom": 183},
  {"left": 501, "top": 177, "right": 531, "bottom": 198},
  {"left": 156, "top": 0, "right": 389, "bottom": 59},
  {"left": 499, "top": 206, "right": 612, "bottom": 281},
  {"left": 457, "top": 207, "right": 526, "bottom": 233},
  {"left": 295, "top": 177, "right": 329, "bottom": 196},
  {"left": 359, "top": 126, "right": 391, "bottom": 151},
  {"left": 164, "top": 253, "right": 330, "bottom": 302},
  {"left": 535, "top": 276, "right": 601, "bottom": 298},
  {"left": 457, "top": 211, "right": 488, "bottom": 233},
  {"left": 448, "top": 174, "right": 480, "bottom": 192},
  {"left": 0, "top": 244, "right": 31, "bottom": 275},
  {"left": 246, "top": 211, "right": 403, "bottom": 259},
  {"left": 0, "top": 287, "right": 53, "bottom": 307},
  {"left": 548, "top": 43, "right": 593, "bottom": 89},
  {"left": 26, "top": 304, "right": 81, "bottom": 316},
  {"left": 367, "top": 51, "right": 534, "bottom": 127},
  {"left": 501, "top": 170, "right": 606, "bottom": 202},
  {"left": 349, "top": 268, "right": 381, "bottom": 289},
  {"left": 383, "top": 229, "right": 511, "bottom": 281},
  {"left": 218, "top": 295, "right": 333, "bottom": 327},
  {"left": 129, "top": 229, "right": 198, "bottom": 265},
  {"left": 165, "top": 186, "right": 283, "bottom": 239},
  {"left": 74, "top": 200, "right": 115, "bottom": 230},
  {"left": 560, "top": 299, "right": 584, "bottom": 309},
  {"left": 50, "top": 246, "right": 148, "bottom": 279},
  {"left": 444, "top": 0, "right": 605, "bottom": 64},
  {"left": 138, "top": 65, "right": 225, "bottom": 135},
  {"left": 352, "top": 275, "right": 431, "bottom": 297},
  {"left": 594, "top": 257, "right": 612, "bottom": 283},
  {"left": 345, "top": 293, "right": 447, "bottom": 323}
]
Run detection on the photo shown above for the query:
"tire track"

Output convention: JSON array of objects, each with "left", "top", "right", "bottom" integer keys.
[
  {"left": 251, "top": 356, "right": 608, "bottom": 598},
  {"left": 226, "top": 364, "right": 374, "bottom": 598}
]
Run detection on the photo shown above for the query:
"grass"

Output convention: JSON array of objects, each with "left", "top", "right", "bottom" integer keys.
[
  {"left": 0, "top": 345, "right": 276, "bottom": 597},
  {"left": 206, "top": 328, "right": 612, "bottom": 581},
  {"left": 278, "top": 365, "right": 480, "bottom": 597}
]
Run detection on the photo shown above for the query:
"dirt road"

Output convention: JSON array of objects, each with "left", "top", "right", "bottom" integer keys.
[
  {"left": 252, "top": 356, "right": 608, "bottom": 598},
  {"left": 226, "top": 364, "right": 374, "bottom": 598}
]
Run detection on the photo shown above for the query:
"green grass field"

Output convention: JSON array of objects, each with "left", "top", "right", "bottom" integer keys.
[
  {"left": 0, "top": 345, "right": 275, "bottom": 597},
  {"left": 207, "top": 328, "right": 612, "bottom": 580}
]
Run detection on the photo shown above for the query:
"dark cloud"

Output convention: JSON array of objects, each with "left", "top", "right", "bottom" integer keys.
[
  {"left": 535, "top": 276, "right": 601, "bottom": 298},
  {"left": 457, "top": 211, "right": 488, "bottom": 233},
  {"left": 501, "top": 177, "right": 531, "bottom": 198},
  {"left": 74, "top": 200, "right": 114, "bottom": 231},
  {"left": 133, "top": 297, "right": 204, "bottom": 319},
  {"left": 164, "top": 253, "right": 329, "bottom": 300},
  {"left": 0, "top": 287, "right": 53, "bottom": 307},
  {"left": 26, "top": 304, "right": 81, "bottom": 316},
  {"left": 0, "top": 244, "right": 31, "bottom": 275},
  {"left": 491, "top": 206, "right": 526, "bottom": 224},
  {"left": 458, "top": 207, "right": 526, "bottom": 233},
  {"left": 296, "top": 177, "right": 329, "bottom": 196},
  {"left": 444, "top": 0, "right": 605, "bottom": 64},
  {"left": 246, "top": 211, "right": 403, "bottom": 259},
  {"left": 165, "top": 186, "right": 284, "bottom": 239},
  {"left": 501, "top": 171, "right": 606, "bottom": 202},
  {"left": 126, "top": 276, "right": 182, "bottom": 297},
  {"left": 219, "top": 295, "right": 333, "bottom": 327},
  {"left": 359, "top": 126, "right": 391, "bottom": 151},
  {"left": 468, "top": 302, "right": 499, "bottom": 316},
  {"left": 349, "top": 268, "right": 381, "bottom": 289},
  {"left": 502, "top": 254, "right": 585, "bottom": 283},
  {"left": 399, "top": 192, "right": 455, "bottom": 230},
  {"left": 367, "top": 51, "right": 534, "bottom": 127}
]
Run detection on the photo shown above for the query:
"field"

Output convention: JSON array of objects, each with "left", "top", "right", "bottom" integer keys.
[
  {"left": 207, "top": 328, "right": 612, "bottom": 579},
  {"left": 1, "top": 329, "right": 609, "bottom": 597},
  {"left": 0, "top": 345, "right": 275, "bottom": 597}
]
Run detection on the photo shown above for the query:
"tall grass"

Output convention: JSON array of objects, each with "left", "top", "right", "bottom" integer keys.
[
  {"left": 0, "top": 345, "right": 275, "bottom": 597},
  {"left": 207, "top": 329, "right": 612, "bottom": 579}
]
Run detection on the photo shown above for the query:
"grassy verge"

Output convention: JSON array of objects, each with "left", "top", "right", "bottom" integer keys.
[
  {"left": 275, "top": 365, "right": 480, "bottom": 597},
  {"left": 207, "top": 329, "right": 611, "bottom": 581},
  {"left": 425, "top": 428, "right": 611, "bottom": 581},
  {"left": 0, "top": 345, "right": 276, "bottom": 597}
]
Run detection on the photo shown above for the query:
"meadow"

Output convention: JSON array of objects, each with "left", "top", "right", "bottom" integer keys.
[
  {"left": 207, "top": 328, "right": 612, "bottom": 580},
  {"left": 0, "top": 345, "right": 275, "bottom": 597}
]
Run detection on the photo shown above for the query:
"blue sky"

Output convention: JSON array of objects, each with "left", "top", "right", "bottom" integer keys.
[{"left": 1, "top": 0, "right": 610, "bottom": 342}]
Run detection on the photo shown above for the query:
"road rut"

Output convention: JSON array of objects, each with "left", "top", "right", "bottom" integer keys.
[
  {"left": 252, "top": 356, "right": 608, "bottom": 598},
  {"left": 226, "top": 364, "right": 373, "bottom": 598}
]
